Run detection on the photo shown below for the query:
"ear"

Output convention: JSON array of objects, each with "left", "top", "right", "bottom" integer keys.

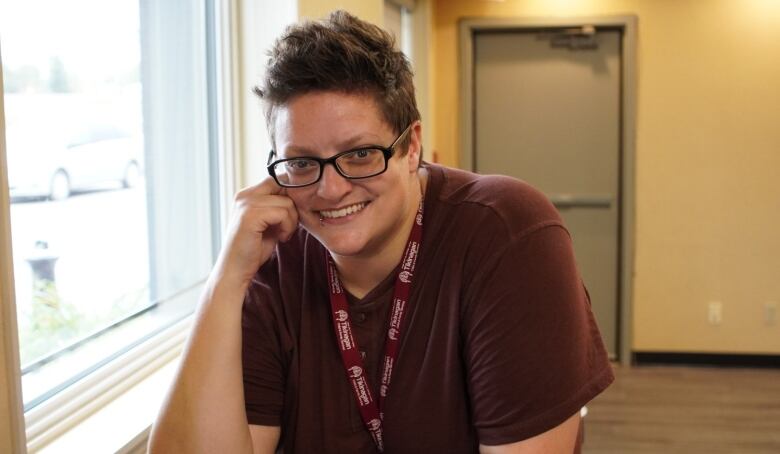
[{"left": 406, "top": 121, "right": 423, "bottom": 173}]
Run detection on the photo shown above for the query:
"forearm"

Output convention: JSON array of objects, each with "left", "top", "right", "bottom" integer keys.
[
  {"left": 149, "top": 177, "right": 295, "bottom": 453},
  {"left": 148, "top": 271, "right": 254, "bottom": 453}
]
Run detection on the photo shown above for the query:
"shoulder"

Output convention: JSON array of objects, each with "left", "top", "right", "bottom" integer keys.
[{"left": 426, "top": 163, "right": 564, "bottom": 241}]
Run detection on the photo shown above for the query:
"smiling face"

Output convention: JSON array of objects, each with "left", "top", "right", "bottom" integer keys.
[{"left": 273, "top": 91, "right": 422, "bottom": 262}]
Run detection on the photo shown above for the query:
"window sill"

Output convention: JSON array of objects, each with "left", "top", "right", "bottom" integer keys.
[
  {"left": 27, "top": 314, "right": 193, "bottom": 453},
  {"left": 37, "top": 354, "right": 179, "bottom": 454}
]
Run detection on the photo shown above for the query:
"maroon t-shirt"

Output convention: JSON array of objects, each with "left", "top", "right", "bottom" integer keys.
[{"left": 242, "top": 163, "right": 614, "bottom": 453}]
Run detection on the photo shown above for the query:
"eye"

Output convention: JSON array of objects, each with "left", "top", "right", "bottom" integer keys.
[
  {"left": 344, "top": 149, "right": 374, "bottom": 160},
  {"left": 286, "top": 160, "right": 311, "bottom": 169},
  {"left": 344, "top": 148, "right": 380, "bottom": 162},
  {"left": 281, "top": 159, "right": 318, "bottom": 173}
]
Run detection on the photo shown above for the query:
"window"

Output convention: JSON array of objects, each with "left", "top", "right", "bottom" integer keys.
[{"left": 0, "top": 0, "right": 226, "bottom": 448}]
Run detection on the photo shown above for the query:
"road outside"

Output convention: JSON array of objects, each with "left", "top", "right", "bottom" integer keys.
[{"left": 10, "top": 186, "right": 150, "bottom": 364}]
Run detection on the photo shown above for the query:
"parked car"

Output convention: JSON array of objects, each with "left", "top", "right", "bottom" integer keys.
[{"left": 7, "top": 124, "right": 143, "bottom": 201}]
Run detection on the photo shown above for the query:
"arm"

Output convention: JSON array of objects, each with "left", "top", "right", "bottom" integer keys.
[
  {"left": 148, "top": 177, "right": 297, "bottom": 454},
  {"left": 463, "top": 224, "right": 613, "bottom": 452},
  {"left": 479, "top": 412, "right": 580, "bottom": 454}
]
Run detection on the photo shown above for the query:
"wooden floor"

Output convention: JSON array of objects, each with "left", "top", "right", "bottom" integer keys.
[{"left": 582, "top": 364, "right": 780, "bottom": 454}]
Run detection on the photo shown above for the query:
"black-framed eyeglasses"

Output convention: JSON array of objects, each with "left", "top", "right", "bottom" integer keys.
[{"left": 266, "top": 123, "right": 413, "bottom": 188}]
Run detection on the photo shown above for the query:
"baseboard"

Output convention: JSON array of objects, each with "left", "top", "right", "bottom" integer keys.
[{"left": 633, "top": 352, "right": 780, "bottom": 368}]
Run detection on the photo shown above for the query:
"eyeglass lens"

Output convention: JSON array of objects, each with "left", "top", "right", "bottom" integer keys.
[{"left": 272, "top": 149, "right": 387, "bottom": 187}]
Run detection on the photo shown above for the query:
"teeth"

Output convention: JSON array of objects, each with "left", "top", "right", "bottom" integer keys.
[{"left": 319, "top": 202, "right": 367, "bottom": 219}]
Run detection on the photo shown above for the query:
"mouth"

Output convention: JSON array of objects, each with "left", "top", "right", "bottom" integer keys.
[{"left": 317, "top": 201, "right": 370, "bottom": 220}]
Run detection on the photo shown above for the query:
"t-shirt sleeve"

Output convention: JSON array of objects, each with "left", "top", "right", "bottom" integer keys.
[
  {"left": 462, "top": 223, "right": 614, "bottom": 445},
  {"left": 241, "top": 273, "right": 286, "bottom": 426}
]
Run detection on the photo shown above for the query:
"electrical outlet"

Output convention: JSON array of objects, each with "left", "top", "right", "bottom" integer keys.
[
  {"left": 765, "top": 302, "right": 777, "bottom": 326},
  {"left": 708, "top": 301, "right": 722, "bottom": 325}
]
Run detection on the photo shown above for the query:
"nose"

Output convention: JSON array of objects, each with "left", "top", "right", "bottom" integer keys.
[{"left": 316, "top": 162, "right": 352, "bottom": 200}]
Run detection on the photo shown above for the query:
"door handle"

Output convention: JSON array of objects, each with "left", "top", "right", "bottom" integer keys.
[{"left": 549, "top": 194, "right": 613, "bottom": 209}]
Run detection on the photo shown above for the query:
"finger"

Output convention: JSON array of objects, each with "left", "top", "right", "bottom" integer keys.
[
  {"left": 237, "top": 175, "right": 286, "bottom": 198},
  {"left": 247, "top": 205, "right": 298, "bottom": 241},
  {"left": 238, "top": 195, "right": 297, "bottom": 234},
  {"left": 247, "top": 194, "right": 295, "bottom": 210},
  {"left": 275, "top": 204, "right": 299, "bottom": 241},
  {"left": 279, "top": 212, "right": 299, "bottom": 242}
]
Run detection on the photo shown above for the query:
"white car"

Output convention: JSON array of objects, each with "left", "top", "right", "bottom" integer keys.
[{"left": 7, "top": 124, "right": 143, "bottom": 201}]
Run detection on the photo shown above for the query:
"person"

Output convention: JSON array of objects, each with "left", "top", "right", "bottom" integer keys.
[{"left": 148, "top": 10, "right": 614, "bottom": 454}]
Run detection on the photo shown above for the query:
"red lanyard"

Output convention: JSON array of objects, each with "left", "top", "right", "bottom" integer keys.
[{"left": 325, "top": 202, "right": 424, "bottom": 452}]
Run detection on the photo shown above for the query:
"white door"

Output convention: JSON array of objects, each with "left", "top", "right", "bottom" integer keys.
[{"left": 474, "top": 28, "right": 621, "bottom": 356}]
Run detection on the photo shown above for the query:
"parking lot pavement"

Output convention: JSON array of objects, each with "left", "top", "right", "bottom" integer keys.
[{"left": 10, "top": 187, "right": 150, "bottom": 324}]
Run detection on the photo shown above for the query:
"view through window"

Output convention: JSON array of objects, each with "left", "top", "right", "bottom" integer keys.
[{"left": 1, "top": 0, "right": 220, "bottom": 411}]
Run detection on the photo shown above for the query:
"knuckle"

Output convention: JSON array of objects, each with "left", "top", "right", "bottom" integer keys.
[{"left": 233, "top": 188, "right": 250, "bottom": 203}]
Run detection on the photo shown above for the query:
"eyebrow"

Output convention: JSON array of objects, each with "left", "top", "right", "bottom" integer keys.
[{"left": 282, "top": 132, "right": 386, "bottom": 158}]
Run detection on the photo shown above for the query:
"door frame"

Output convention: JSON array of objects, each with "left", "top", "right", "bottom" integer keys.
[{"left": 459, "top": 16, "right": 637, "bottom": 365}]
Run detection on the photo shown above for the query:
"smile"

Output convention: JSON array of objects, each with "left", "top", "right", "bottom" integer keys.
[{"left": 318, "top": 202, "right": 369, "bottom": 220}]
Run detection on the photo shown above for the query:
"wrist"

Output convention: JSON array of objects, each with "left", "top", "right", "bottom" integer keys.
[{"left": 206, "top": 262, "right": 253, "bottom": 300}]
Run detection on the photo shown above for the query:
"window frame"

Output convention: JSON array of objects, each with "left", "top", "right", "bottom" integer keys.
[
  {"left": 0, "top": 0, "right": 242, "bottom": 450},
  {"left": 24, "top": 314, "right": 194, "bottom": 451},
  {"left": 1, "top": 64, "right": 28, "bottom": 454}
]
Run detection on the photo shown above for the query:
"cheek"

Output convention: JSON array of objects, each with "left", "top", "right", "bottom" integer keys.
[{"left": 287, "top": 190, "right": 312, "bottom": 214}]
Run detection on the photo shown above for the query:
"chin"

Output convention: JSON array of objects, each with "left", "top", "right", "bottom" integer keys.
[
  {"left": 321, "top": 234, "right": 371, "bottom": 258},
  {"left": 324, "top": 244, "right": 367, "bottom": 258},
  {"left": 301, "top": 222, "right": 368, "bottom": 257}
]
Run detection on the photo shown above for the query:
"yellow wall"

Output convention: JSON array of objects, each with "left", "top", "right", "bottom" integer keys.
[
  {"left": 298, "top": 0, "right": 383, "bottom": 23},
  {"left": 432, "top": 0, "right": 780, "bottom": 353}
]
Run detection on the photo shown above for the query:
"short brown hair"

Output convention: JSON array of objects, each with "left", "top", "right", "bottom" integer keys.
[{"left": 255, "top": 10, "right": 420, "bottom": 152}]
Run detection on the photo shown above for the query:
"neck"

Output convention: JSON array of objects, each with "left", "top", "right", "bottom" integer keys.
[
  {"left": 333, "top": 169, "right": 427, "bottom": 299},
  {"left": 333, "top": 250, "right": 404, "bottom": 299}
]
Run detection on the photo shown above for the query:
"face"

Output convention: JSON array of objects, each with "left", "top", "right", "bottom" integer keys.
[{"left": 273, "top": 91, "right": 422, "bottom": 261}]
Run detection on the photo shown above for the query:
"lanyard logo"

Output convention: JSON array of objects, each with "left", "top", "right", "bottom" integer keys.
[{"left": 349, "top": 366, "right": 363, "bottom": 378}]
